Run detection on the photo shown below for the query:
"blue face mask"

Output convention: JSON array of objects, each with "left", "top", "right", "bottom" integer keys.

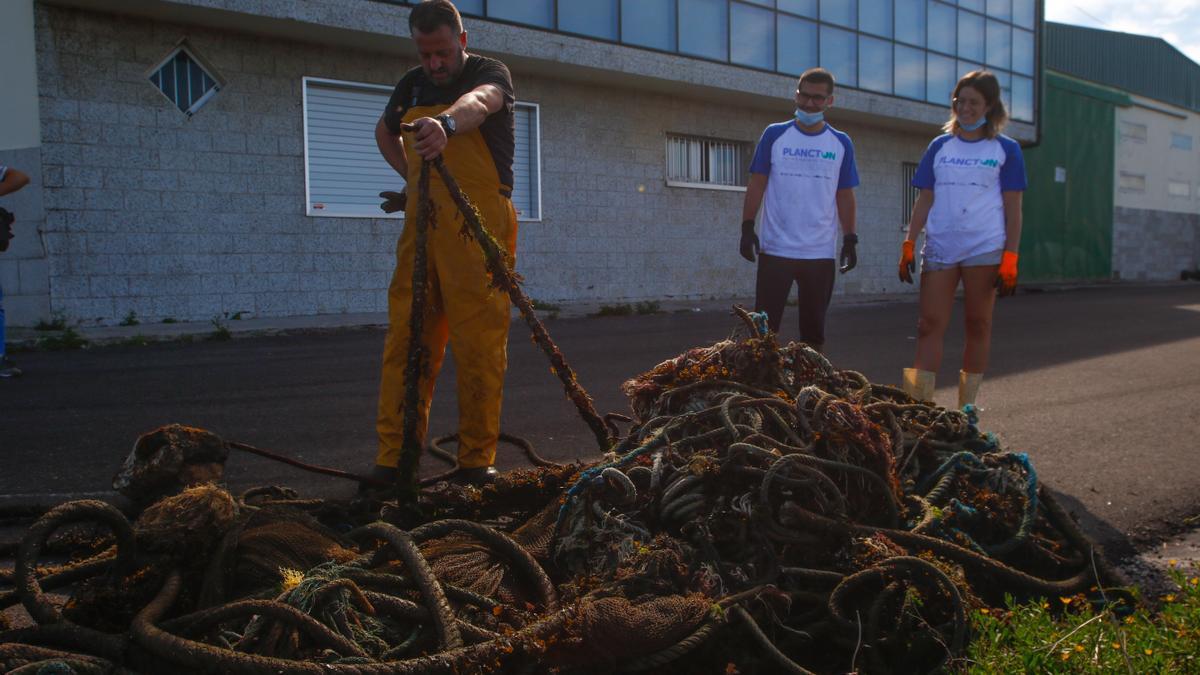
[
  {"left": 960, "top": 117, "right": 987, "bottom": 132},
  {"left": 794, "top": 108, "right": 825, "bottom": 126}
]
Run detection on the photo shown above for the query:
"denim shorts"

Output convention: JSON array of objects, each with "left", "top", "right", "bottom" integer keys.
[{"left": 921, "top": 249, "right": 1003, "bottom": 272}]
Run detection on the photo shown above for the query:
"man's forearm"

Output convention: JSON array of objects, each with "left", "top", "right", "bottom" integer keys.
[
  {"left": 442, "top": 84, "right": 505, "bottom": 136},
  {"left": 375, "top": 118, "right": 408, "bottom": 177},
  {"left": 836, "top": 190, "right": 856, "bottom": 235},
  {"left": 0, "top": 169, "right": 30, "bottom": 197},
  {"left": 742, "top": 174, "right": 768, "bottom": 222}
]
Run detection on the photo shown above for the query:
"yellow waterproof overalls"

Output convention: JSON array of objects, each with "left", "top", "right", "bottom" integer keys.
[{"left": 376, "top": 105, "right": 518, "bottom": 470}]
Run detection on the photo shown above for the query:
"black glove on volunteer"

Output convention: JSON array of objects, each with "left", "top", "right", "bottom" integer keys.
[
  {"left": 839, "top": 233, "right": 858, "bottom": 273},
  {"left": 379, "top": 190, "right": 407, "bottom": 214},
  {"left": 740, "top": 219, "right": 760, "bottom": 262}
]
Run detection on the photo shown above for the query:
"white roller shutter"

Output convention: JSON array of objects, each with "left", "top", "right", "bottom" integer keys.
[
  {"left": 303, "top": 77, "right": 541, "bottom": 221},
  {"left": 304, "top": 78, "right": 400, "bottom": 218}
]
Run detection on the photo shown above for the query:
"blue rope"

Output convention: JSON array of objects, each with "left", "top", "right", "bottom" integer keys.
[
  {"left": 554, "top": 427, "right": 668, "bottom": 532},
  {"left": 749, "top": 311, "right": 771, "bottom": 337}
]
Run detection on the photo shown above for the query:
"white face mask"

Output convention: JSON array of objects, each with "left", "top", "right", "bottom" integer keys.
[{"left": 794, "top": 108, "right": 825, "bottom": 126}]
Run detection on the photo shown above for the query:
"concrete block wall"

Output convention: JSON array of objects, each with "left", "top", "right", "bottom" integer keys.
[
  {"left": 35, "top": 4, "right": 404, "bottom": 325},
  {"left": 34, "top": 4, "right": 928, "bottom": 326},
  {"left": 517, "top": 72, "right": 930, "bottom": 303},
  {"left": 1113, "top": 206, "right": 1200, "bottom": 280}
]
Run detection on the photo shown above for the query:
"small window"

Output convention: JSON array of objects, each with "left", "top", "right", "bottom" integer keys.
[
  {"left": 1119, "top": 172, "right": 1146, "bottom": 192},
  {"left": 901, "top": 162, "right": 919, "bottom": 224},
  {"left": 1119, "top": 121, "right": 1147, "bottom": 143},
  {"left": 148, "top": 43, "right": 222, "bottom": 116},
  {"left": 666, "top": 134, "right": 751, "bottom": 190},
  {"left": 1171, "top": 133, "right": 1193, "bottom": 151},
  {"left": 1168, "top": 180, "right": 1191, "bottom": 198}
]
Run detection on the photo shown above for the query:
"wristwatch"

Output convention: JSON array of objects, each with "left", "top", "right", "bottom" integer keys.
[{"left": 436, "top": 113, "right": 457, "bottom": 137}]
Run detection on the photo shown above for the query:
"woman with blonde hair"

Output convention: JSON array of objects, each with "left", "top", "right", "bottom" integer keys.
[{"left": 898, "top": 70, "right": 1026, "bottom": 408}]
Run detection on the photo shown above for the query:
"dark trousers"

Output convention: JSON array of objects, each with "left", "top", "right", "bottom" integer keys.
[{"left": 754, "top": 254, "right": 836, "bottom": 348}]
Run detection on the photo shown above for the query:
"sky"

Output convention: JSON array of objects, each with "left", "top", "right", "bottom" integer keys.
[{"left": 1045, "top": 0, "right": 1200, "bottom": 65}]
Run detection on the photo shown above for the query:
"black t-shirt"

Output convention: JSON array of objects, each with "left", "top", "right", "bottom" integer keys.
[{"left": 383, "top": 55, "right": 516, "bottom": 188}]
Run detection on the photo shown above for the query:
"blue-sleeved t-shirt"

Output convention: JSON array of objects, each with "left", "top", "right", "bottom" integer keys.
[
  {"left": 749, "top": 122, "right": 859, "bottom": 259},
  {"left": 912, "top": 133, "right": 1026, "bottom": 265}
]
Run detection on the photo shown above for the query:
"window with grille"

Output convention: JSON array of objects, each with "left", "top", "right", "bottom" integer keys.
[
  {"left": 302, "top": 77, "right": 541, "bottom": 219},
  {"left": 148, "top": 43, "right": 221, "bottom": 116},
  {"left": 666, "top": 134, "right": 750, "bottom": 190},
  {"left": 1168, "top": 180, "right": 1191, "bottom": 198},
  {"left": 901, "top": 161, "right": 919, "bottom": 224}
]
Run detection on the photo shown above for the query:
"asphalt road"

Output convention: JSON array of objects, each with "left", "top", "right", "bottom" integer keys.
[{"left": 2, "top": 283, "right": 1199, "bottom": 559}]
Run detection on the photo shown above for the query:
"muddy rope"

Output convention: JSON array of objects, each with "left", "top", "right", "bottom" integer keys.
[{"left": 429, "top": 157, "right": 611, "bottom": 452}]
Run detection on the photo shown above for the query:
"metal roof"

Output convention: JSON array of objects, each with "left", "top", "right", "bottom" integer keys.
[{"left": 1045, "top": 22, "right": 1200, "bottom": 113}]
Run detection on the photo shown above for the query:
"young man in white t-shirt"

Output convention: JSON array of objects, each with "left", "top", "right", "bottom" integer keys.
[{"left": 739, "top": 68, "right": 859, "bottom": 352}]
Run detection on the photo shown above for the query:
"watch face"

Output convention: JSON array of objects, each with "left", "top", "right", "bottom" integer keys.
[{"left": 445, "top": 115, "right": 456, "bottom": 133}]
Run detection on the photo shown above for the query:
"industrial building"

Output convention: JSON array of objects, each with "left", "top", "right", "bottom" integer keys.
[{"left": 1, "top": 0, "right": 1041, "bottom": 326}]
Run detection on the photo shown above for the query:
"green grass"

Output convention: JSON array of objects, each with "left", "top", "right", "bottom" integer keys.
[
  {"left": 959, "top": 563, "right": 1200, "bottom": 673},
  {"left": 531, "top": 299, "right": 561, "bottom": 319},
  {"left": 119, "top": 310, "right": 139, "bottom": 327},
  {"left": 34, "top": 312, "right": 68, "bottom": 331},
  {"left": 206, "top": 315, "right": 232, "bottom": 342},
  {"left": 35, "top": 327, "right": 89, "bottom": 351},
  {"left": 593, "top": 303, "right": 633, "bottom": 317},
  {"left": 115, "top": 335, "right": 153, "bottom": 348},
  {"left": 592, "top": 301, "right": 664, "bottom": 317},
  {"left": 161, "top": 317, "right": 178, "bottom": 324}
]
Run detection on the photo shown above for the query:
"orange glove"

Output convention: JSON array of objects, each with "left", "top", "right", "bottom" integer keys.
[
  {"left": 898, "top": 240, "right": 916, "bottom": 283},
  {"left": 996, "top": 251, "right": 1019, "bottom": 296}
]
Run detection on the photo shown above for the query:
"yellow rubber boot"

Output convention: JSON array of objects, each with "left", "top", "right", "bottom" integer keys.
[
  {"left": 958, "top": 371, "right": 983, "bottom": 409},
  {"left": 902, "top": 368, "right": 936, "bottom": 403}
]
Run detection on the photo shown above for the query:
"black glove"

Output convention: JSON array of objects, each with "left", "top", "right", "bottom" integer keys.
[
  {"left": 739, "top": 219, "right": 760, "bottom": 262},
  {"left": 0, "top": 207, "right": 13, "bottom": 253},
  {"left": 379, "top": 190, "right": 407, "bottom": 214},
  {"left": 839, "top": 233, "right": 858, "bottom": 273}
]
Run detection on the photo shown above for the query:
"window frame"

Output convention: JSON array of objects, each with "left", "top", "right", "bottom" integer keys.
[
  {"left": 372, "top": 0, "right": 1040, "bottom": 124},
  {"left": 1118, "top": 171, "right": 1146, "bottom": 193},
  {"left": 901, "top": 161, "right": 919, "bottom": 224},
  {"left": 664, "top": 132, "right": 752, "bottom": 192},
  {"left": 512, "top": 101, "right": 544, "bottom": 222},
  {"left": 301, "top": 77, "right": 543, "bottom": 222},
  {"left": 1119, "top": 121, "right": 1148, "bottom": 144},
  {"left": 145, "top": 41, "right": 223, "bottom": 117}
]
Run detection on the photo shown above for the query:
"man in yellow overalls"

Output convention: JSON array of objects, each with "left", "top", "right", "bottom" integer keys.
[{"left": 371, "top": 0, "right": 518, "bottom": 488}]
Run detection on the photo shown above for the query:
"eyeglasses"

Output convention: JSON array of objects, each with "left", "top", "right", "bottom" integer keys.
[{"left": 797, "top": 92, "right": 830, "bottom": 105}]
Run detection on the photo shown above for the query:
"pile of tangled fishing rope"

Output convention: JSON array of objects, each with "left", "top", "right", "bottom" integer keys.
[
  {"left": 0, "top": 321, "right": 1129, "bottom": 674},
  {"left": 1, "top": 159, "right": 1129, "bottom": 673}
]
